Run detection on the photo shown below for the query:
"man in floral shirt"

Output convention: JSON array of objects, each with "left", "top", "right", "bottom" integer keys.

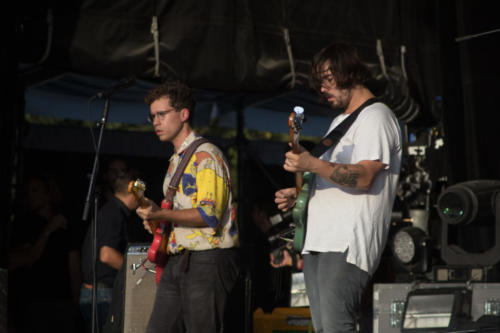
[
  {"left": 136, "top": 81, "right": 239, "bottom": 333},
  {"left": 163, "top": 131, "right": 237, "bottom": 254}
]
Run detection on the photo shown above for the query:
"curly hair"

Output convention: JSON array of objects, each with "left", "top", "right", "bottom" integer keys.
[
  {"left": 145, "top": 81, "right": 196, "bottom": 124},
  {"left": 310, "top": 43, "right": 372, "bottom": 92}
]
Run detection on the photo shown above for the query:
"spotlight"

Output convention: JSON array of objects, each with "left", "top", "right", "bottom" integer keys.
[
  {"left": 391, "top": 226, "right": 431, "bottom": 274},
  {"left": 437, "top": 180, "right": 500, "bottom": 266},
  {"left": 437, "top": 180, "right": 500, "bottom": 226}
]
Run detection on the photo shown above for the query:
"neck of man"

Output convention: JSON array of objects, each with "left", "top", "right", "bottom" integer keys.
[
  {"left": 115, "top": 193, "right": 136, "bottom": 211},
  {"left": 172, "top": 124, "right": 193, "bottom": 153},
  {"left": 344, "top": 85, "right": 375, "bottom": 115}
]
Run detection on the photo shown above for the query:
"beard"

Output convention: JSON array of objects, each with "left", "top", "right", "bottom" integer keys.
[{"left": 324, "top": 89, "right": 351, "bottom": 109}]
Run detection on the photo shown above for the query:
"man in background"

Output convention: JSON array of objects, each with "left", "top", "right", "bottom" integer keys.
[{"left": 80, "top": 170, "right": 140, "bottom": 333}]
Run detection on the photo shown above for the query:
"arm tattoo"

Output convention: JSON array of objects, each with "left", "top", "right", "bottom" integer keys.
[{"left": 329, "top": 165, "right": 360, "bottom": 188}]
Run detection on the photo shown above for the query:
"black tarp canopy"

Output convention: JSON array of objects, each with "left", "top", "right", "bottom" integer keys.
[
  {"left": 20, "top": 0, "right": 442, "bottom": 124},
  {"left": 10, "top": 0, "right": 499, "bottom": 181}
]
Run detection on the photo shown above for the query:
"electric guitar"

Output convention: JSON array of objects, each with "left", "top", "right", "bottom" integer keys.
[
  {"left": 288, "top": 106, "right": 311, "bottom": 251},
  {"left": 128, "top": 179, "right": 171, "bottom": 284}
]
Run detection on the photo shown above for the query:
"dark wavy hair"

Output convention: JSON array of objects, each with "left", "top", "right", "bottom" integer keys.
[
  {"left": 145, "top": 81, "right": 196, "bottom": 124},
  {"left": 310, "top": 43, "right": 372, "bottom": 92}
]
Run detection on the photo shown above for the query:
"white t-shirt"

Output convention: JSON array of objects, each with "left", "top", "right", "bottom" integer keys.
[{"left": 303, "top": 102, "right": 402, "bottom": 276}]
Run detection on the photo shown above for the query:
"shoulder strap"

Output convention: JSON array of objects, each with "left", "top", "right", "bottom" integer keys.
[
  {"left": 310, "top": 97, "right": 378, "bottom": 158},
  {"left": 165, "top": 138, "right": 209, "bottom": 201}
]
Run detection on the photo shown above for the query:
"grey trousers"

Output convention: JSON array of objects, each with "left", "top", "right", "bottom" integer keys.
[
  {"left": 303, "top": 251, "right": 370, "bottom": 333},
  {"left": 146, "top": 248, "right": 240, "bottom": 333}
]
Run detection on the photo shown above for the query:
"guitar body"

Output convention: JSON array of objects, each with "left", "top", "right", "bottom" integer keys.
[
  {"left": 292, "top": 171, "right": 312, "bottom": 251},
  {"left": 147, "top": 200, "right": 171, "bottom": 267}
]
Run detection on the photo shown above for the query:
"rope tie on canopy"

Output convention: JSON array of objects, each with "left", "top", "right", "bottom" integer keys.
[
  {"left": 151, "top": 16, "right": 160, "bottom": 78},
  {"left": 282, "top": 27, "right": 297, "bottom": 89}
]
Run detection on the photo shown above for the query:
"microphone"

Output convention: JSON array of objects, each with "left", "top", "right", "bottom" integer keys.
[{"left": 93, "top": 76, "right": 136, "bottom": 99}]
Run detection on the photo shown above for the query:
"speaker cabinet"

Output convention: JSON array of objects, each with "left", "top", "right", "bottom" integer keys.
[{"left": 123, "top": 243, "right": 157, "bottom": 333}]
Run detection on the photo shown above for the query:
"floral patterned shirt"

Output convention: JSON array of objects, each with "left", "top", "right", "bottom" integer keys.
[{"left": 163, "top": 131, "right": 238, "bottom": 253}]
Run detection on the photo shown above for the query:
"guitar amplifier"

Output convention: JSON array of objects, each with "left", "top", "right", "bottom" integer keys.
[{"left": 123, "top": 243, "right": 157, "bottom": 333}]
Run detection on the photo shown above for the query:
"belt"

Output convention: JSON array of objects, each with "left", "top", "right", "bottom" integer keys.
[{"left": 170, "top": 247, "right": 236, "bottom": 256}]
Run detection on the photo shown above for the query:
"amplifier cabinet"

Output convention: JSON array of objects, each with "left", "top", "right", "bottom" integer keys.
[
  {"left": 373, "top": 282, "right": 500, "bottom": 333},
  {"left": 123, "top": 243, "right": 157, "bottom": 333}
]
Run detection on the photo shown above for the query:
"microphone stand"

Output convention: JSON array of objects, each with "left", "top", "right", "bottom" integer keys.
[{"left": 82, "top": 97, "right": 111, "bottom": 333}]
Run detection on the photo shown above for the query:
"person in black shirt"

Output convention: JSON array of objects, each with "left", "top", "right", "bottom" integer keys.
[{"left": 79, "top": 170, "right": 140, "bottom": 333}]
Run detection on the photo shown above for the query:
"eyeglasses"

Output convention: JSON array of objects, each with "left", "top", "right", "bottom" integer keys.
[
  {"left": 320, "top": 73, "right": 336, "bottom": 87},
  {"left": 311, "top": 69, "right": 336, "bottom": 91},
  {"left": 147, "top": 109, "right": 176, "bottom": 123}
]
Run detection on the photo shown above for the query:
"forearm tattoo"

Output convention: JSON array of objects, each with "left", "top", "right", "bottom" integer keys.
[{"left": 329, "top": 165, "right": 360, "bottom": 188}]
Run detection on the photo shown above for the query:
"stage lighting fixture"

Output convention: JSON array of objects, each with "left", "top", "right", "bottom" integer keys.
[
  {"left": 437, "top": 180, "right": 500, "bottom": 266},
  {"left": 400, "top": 287, "right": 471, "bottom": 332},
  {"left": 391, "top": 226, "right": 431, "bottom": 274},
  {"left": 437, "top": 180, "right": 500, "bottom": 226}
]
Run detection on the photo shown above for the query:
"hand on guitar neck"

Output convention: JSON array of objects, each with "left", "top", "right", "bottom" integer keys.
[
  {"left": 136, "top": 200, "right": 162, "bottom": 234},
  {"left": 284, "top": 142, "right": 315, "bottom": 175},
  {"left": 128, "top": 179, "right": 171, "bottom": 283},
  {"left": 128, "top": 179, "right": 162, "bottom": 234}
]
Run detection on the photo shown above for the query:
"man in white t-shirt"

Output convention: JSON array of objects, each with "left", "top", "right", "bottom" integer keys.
[{"left": 275, "top": 43, "right": 402, "bottom": 333}]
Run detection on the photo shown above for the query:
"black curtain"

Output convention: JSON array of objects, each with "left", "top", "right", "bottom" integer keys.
[{"left": 438, "top": 0, "right": 500, "bottom": 183}]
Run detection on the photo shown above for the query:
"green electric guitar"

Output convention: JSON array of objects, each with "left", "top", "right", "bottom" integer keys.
[{"left": 288, "top": 106, "right": 311, "bottom": 251}]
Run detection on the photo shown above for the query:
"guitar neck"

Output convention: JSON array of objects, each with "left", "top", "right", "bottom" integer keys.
[
  {"left": 291, "top": 136, "right": 301, "bottom": 154},
  {"left": 138, "top": 198, "right": 149, "bottom": 208},
  {"left": 295, "top": 173, "right": 303, "bottom": 194},
  {"left": 291, "top": 136, "right": 304, "bottom": 193},
  {"left": 288, "top": 109, "right": 305, "bottom": 195}
]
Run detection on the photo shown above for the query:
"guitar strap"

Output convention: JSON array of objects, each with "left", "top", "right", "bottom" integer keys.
[
  {"left": 309, "top": 97, "right": 379, "bottom": 158},
  {"left": 147, "top": 137, "right": 209, "bottom": 281},
  {"left": 165, "top": 137, "right": 210, "bottom": 202}
]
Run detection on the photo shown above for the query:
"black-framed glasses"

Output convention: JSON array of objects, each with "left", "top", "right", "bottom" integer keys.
[
  {"left": 147, "top": 109, "right": 175, "bottom": 123},
  {"left": 320, "top": 73, "right": 336, "bottom": 87},
  {"left": 311, "top": 67, "right": 336, "bottom": 91}
]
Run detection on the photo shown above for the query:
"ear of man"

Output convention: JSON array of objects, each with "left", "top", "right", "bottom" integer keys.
[{"left": 180, "top": 108, "right": 190, "bottom": 123}]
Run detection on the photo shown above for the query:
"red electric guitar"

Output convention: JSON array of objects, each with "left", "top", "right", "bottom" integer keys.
[{"left": 128, "top": 179, "right": 171, "bottom": 284}]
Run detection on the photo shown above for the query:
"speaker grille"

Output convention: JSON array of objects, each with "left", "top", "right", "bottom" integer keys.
[{"left": 123, "top": 243, "right": 157, "bottom": 333}]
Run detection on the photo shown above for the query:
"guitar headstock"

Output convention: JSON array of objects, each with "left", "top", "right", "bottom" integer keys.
[
  {"left": 288, "top": 106, "right": 305, "bottom": 133},
  {"left": 128, "top": 179, "right": 146, "bottom": 203},
  {"left": 288, "top": 106, "right": 305, "bottom": 147}
]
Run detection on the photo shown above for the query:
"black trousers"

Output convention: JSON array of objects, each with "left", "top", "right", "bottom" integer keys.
[{"left": 146, "top": 248, "right": 240, "bottom": 333}]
